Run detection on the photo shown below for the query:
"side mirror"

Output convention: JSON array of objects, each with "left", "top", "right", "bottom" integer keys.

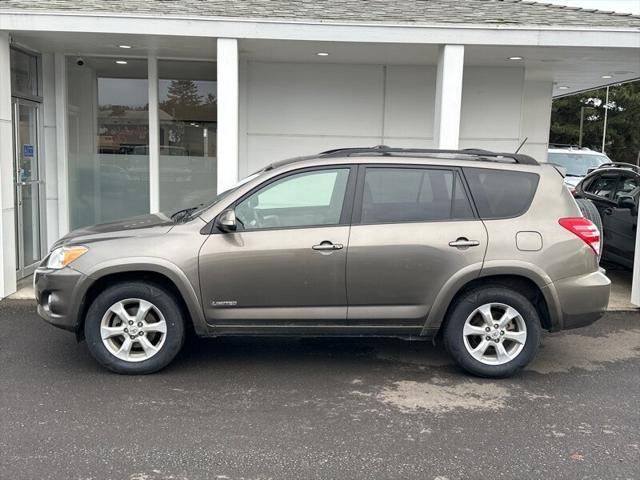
[
  {"left": 216, "top": 209, "right": 237, "bottom": 232},
  {"left": 617, "top": 195, "right": 636, "bottom": 210}
]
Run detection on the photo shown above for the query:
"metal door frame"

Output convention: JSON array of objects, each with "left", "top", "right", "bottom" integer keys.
[{"left": 12, "top": 97, "right": 47, "bottom": 279}]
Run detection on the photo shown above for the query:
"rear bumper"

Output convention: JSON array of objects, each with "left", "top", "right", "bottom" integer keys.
[
  {"left": 543, "top": 270, "right": 611, "bottom": 331},
  {"left": 34, "top": 267, "right": 87, "bottom": 332}
]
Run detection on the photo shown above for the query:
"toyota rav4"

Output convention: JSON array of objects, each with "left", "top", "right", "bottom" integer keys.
[{"left": 35, "top": 146, "right": 611, "bottom": 377}]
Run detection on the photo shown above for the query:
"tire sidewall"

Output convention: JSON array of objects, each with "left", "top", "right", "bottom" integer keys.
[
  {"left": 444, "top": 286, "right": 541, "bottom": 378},
  {"left": 84, "top": 282, "right": 185, "bottom": 374}
]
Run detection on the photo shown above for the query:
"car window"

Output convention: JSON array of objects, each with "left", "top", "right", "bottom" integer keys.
[
  {"left": 360, "top": 168, "right": 474, "bottom": 224},
  {"left": 584, "top": 173, "right": 619, "bottom": 200},
  {"left": 462, "top": 168, "right": 539, "bottom": 219},
  {"left": 614, "top": 175, "right": 639, "bottom": 200},
  {"left": 235, "top": 168, "right": 350, "bottom": 230},
  {"left": 547, "top": 152, "right": 610, "bottom": 177}
]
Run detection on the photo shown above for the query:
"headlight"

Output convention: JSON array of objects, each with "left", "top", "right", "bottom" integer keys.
[{"left": 46, "top": 246, "right": 89, "bottom": 269}]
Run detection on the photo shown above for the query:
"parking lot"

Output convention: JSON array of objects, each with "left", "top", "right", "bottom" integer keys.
[{"left": 1, "top": 299, "right": 639, "bottom": 480}]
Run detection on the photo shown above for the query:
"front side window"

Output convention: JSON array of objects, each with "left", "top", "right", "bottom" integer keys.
[
  {"left": 614, "top": 175, "right": 639, "bottom": 201},
  {"left": 235, "top": 169, "right": 350, "bottom": 230},
  {"left": 360, "top": 168, "right": 474, "bottom": 224},
  {"left": 584, "top": 174, "right": 619, "bottom": 200}
]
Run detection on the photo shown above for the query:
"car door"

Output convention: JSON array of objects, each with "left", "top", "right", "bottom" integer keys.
[
  {"left": 198, "top": 165, "right": 356, "bottom": 329},
  {"left": 601, "top": 174, "right": 639, "bottom": 267},
  {"left": 580, "top": 171, "right": 620, "bottom": 214},
  {"left": 346, "top": 165, "right": 487, "bottom": 332}
]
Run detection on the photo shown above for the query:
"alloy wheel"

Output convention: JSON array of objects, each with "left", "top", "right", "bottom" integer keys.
[
  {"left": 462, "top": 302, "right": 527, "bottom": 366},
  {"left": 99, "top": 298, "right": 168, "bottom": 362}
]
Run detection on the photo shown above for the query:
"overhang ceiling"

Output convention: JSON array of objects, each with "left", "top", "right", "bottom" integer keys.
[{"left": 12, "top": 32, "right": 639, "bottom": 97}]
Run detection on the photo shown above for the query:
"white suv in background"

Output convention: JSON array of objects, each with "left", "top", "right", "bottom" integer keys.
[{"left": 547, "top": 145, "right": 612, "bottom": 194}]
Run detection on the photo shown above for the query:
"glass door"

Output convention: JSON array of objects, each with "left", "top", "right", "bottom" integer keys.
[{"left": 13, "top": 98, "right": 44, "bottom": 279}]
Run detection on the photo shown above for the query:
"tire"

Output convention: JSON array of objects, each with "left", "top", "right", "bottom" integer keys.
[
  {"left": 576, "top": 198, "right": 603, "bottom": 262},
  {"left": 443, "top": 286, "right": 541, "bottom": 378},
  {"left": 84, "top": 281, "right": 185, "bottom": 374}
]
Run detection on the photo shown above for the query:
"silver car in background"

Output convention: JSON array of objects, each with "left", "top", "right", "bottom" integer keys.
[
  {"left": 34, "top": 146, "right": 610, "bottom": 378},
  {"left": 548, "top": 145, "right": 612, "bottom": 195}
]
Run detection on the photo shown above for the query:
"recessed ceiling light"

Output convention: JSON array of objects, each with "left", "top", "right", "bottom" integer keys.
[
  {"left": 558, "top": 86, "right": 570, "bottom": 90},
  {"left": 508, "top": 56, "right": 523, "bottom": 60},
  {"left": 115, "top": 60, "right": 128, "bottom": 65},
  {"left": 601, "top": 74, "right": 613, "bottom": 79},
  {"left": 316, "top": 52, "right": 329, "bottom": 56},
  {"left": 118, "top": 45, "right": 132, "bottom": 49}
]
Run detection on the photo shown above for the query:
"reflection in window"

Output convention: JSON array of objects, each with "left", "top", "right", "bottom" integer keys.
[
  {"left": 10, "top": 48, "right": 39, "bottom": 98},
  {"left": 67, "top": 57, "right": 149, "bottom": 229},
  {"left": 159, "top": 61, "right": 217, "bottom": 212},
  {"left": 236, "top": 169, "right": 349, "bottom": 230}
]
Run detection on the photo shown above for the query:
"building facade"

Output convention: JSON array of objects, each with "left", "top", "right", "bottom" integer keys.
[{"left": 0, "top": 0, "right": 639, "bottom": 299}]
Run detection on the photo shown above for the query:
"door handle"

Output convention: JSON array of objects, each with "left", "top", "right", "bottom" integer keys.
[
  {"left": 603, "top": 207, "right": 614, "bottom": 216},
  {"left": 312, "top": 241, "right": 344, "bottom": 251},
  {"left": 18, "top": 180, "right": 43, "bottom": 186},
  {"left": 449, "top": 238, "right": 480, "bottom": 248}
]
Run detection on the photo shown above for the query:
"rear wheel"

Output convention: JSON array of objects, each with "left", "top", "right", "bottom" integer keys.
[
  {"left": 443, "top": 286, "right": 541, "bottom": 378},
  {"left": 576, "top": 198, "right": 603, "bottom": 262},
  {"left": 84, "top": 282, "right": 185, "bottom": 374}
]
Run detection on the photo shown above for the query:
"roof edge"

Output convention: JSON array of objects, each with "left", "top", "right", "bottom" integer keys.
[{"left": 1, "top": 8, "right": 639, "bottom": 33}]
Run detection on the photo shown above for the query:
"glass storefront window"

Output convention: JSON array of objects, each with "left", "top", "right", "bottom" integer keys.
[
  {"left": 67, "top": 57, "right": 149, "bottom": 229},
  {"left": 158, "top": 60, "right": 217, "bottom": 212},
  {"left": 10, "top": 48, "right": 39, "bottom": 99}
]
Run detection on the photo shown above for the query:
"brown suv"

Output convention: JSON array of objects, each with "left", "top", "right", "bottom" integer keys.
[{"left": 34, "top": 146, "right": 610, "bottom": 377}]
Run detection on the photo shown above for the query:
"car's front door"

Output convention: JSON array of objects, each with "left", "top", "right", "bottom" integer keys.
[
  {"left": 346, "top": 165, "right": 487, "bottom": 333},
  {"left": 602, "top": 174, "right": 639, "bottom": 268},
  {"left": 198, "top": 166, "right": 356, "bottom": 330}
]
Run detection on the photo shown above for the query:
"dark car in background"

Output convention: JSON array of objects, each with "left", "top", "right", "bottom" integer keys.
[{"left": 575, "top": 163, "right": 639, "bottom": 269}]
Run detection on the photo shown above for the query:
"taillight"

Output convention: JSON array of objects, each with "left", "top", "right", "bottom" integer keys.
[{"left": 559, "top": 217, "right": 600, "bottom": 255}]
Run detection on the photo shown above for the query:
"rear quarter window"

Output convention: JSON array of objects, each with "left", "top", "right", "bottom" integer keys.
[{"left": 463, "top": 167, "right": 539, "bottom": 219}]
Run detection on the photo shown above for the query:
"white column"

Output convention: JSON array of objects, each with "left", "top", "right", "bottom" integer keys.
[
  {"left": 632, "top": 220, "right": 640, "bottom": 306},
  {"left": 42, "top": 53, "right": 59, "bottom": 249},
  {"left": 148, "top": 55, "right": 160, "bottom": 212},
  {"left": 0, "top": 32, "right": 17, "bottom": 298},
  {"left": 433, "top": 45, "right": 465, "bottom": 149},
  {"left": 54, "top": 53, "right": 70, "bottom": 236},
  {"left": 216, "top": 38, "right": 239, "bottom": 193}
]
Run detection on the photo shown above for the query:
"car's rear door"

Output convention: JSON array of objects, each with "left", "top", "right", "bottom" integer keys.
[{"left": 345, "top": 165, "right": 487, "bottom": 333}]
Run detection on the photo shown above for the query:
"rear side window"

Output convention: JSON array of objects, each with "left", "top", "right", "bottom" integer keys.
[
  {"left": 463, "top": 168, "right": 539, "bottom": 219},
  {"left": 360, "top": 167, "right": 474, "bottom": 224}
]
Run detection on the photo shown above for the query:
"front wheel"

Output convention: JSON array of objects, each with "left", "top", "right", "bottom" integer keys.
[
  {"left": 443, "top": 286, "right": 541, "bottom": 378},
  {"left": 84, "top": 282, "right": 185, "bottom": 374}
]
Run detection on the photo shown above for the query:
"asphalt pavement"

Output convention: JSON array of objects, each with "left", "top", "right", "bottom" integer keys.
[{"left": 1, "top": 299, "right": 639, "bottom": 480}]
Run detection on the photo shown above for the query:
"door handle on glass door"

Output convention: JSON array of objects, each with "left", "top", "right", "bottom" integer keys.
[{"left": 312, "top": 241, "right": 344, "bottom": 251}]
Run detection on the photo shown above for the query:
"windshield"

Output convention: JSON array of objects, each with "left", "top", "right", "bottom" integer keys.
[
  {"left": 548, "top": 152, "right": 611, "bottom": 176},
  {"left": 174, "top": 171, "right": 264, "bottom": 221}
]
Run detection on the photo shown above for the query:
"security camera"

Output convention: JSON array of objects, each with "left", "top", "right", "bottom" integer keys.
[{"left": 76, "top": 57, "right": 85, "bottom": 66}]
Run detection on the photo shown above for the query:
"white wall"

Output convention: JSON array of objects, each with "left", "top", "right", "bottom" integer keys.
[
  {"left": 240, "top": 62, "right": 552, "bottom": 174},
  {"left": 42, "top": 53, "right": 59, "bottom": 250},
  {"left": 0, "top": 33, "right": 16, "bottom": 298}
]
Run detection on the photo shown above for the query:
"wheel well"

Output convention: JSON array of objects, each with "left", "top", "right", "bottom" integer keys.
[
  {"left": 442, "top": 275, "right": 552, "bottom": 331},
  {"left": 76, "top": 271, "right": 193, "bottom": 341}
]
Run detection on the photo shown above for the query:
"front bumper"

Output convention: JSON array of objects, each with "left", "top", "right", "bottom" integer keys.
[
  {"left": 34, "top": 267, "right": 88, "bottom": 332},
  {"left": 543, "top": 270, "right": 611, "bottom": 331}
]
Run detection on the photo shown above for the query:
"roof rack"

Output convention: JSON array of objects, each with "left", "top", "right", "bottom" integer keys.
[
  {"left": 318, "top": 145, "right": 539, "bottom": 165},
  {"left": 594, "top": 162, "right": 640, "bottom": 173},
  {"left": 548, "top": 143, "right": 586, "bottom": 150}
]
